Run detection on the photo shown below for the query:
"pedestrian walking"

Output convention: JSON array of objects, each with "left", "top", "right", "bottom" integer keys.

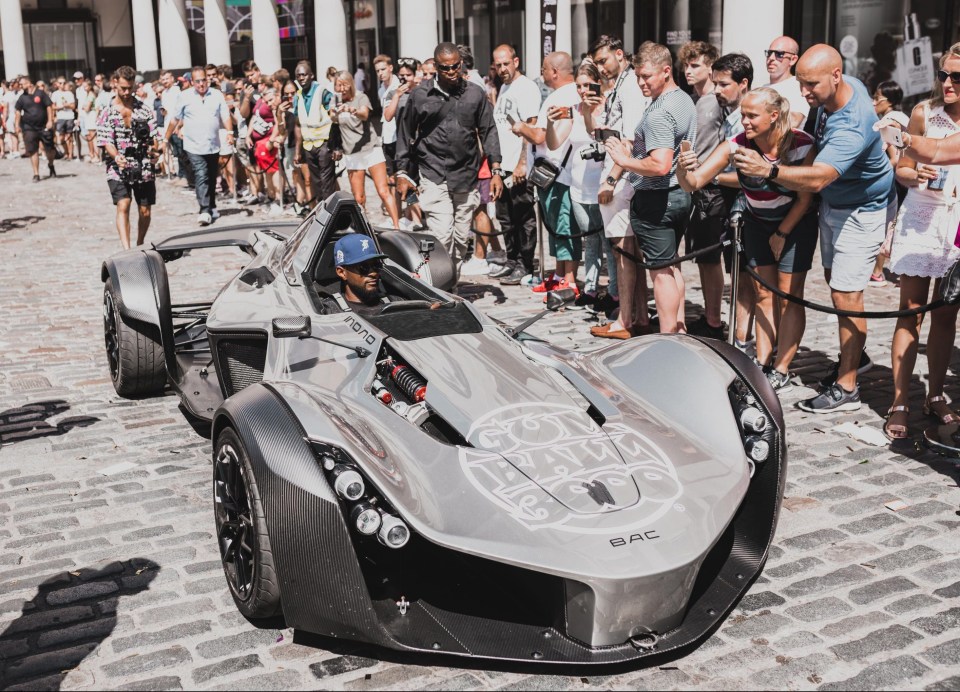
[
  {"left": 292, "top": 60, "right": 339, "bottom": 208},
  {"left": 14, "top": 75, "right": 56, "bottom": 182},
  {"left": 395, "top": 42, "right": 503, "bottom": 267},
  {"left": 96, "top": 65, "right": 160, "bottom": 249},
  {"left": 163, "top": 66, "right": 234, "bottom": 226}
]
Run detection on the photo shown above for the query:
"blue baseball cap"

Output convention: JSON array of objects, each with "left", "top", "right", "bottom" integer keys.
[{"left": 334, "top": 234, "right": 387, "bottom": 267}]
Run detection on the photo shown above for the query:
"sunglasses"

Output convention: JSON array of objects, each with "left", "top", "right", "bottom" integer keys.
[
  {"left": 436, "top": 61, "right": 462, "bottom": 73},
  {"left": 938, "top": 69, "right": 960, "bottom": 83},
  {"left": 347, "top": 260, "right": 382, "bottom": 274},
  {"left": 764, "top": 50, "right": 796, "bottom": 61},
  {"left": 397, "top": 58, "right": 418, "bottom": 68}
]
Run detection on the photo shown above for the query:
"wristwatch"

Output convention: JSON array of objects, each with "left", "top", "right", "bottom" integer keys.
[
  {"left": 766, "top": 164, "right": 780, "bottom": 181},
  {"left": 605, "top": 176, "right": 618, "bottom": 186},
  {"left": 491, "top": 168, "right": 506, "bottom": 178}
]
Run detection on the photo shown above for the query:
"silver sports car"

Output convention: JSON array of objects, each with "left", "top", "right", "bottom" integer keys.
[{"left": 102, "top": 192, "right": 786, "bottom": 665}]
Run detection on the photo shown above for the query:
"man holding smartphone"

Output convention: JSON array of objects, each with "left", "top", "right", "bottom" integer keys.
[
  {"left": 490, "top": 44, "right": 543, "bottom": 285},
  {"left": 585, "top": 35, "right": 650, "bottom": 339}
]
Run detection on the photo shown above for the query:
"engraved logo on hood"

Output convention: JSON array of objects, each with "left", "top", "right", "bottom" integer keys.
[{"left": 459, "top": 402, "right": 682, "bottom": 534}]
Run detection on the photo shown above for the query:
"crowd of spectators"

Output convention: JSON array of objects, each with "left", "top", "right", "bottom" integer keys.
[{"left": 1, "top": 30, "right": 959, "bottom": 435}]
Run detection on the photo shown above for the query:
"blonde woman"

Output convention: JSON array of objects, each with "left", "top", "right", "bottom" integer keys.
[
  {"left": 882, "top": 45, "right": 960, "bottom": 440},
  {"left": 331, "top": 71, "right": 399, "bottom": 228},
  {"left": 679, "top": 87, "right": 817, "bottom": 391}
]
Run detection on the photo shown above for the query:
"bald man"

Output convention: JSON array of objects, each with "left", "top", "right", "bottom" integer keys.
[
  {"left": 734, "top": 44, "right": 895, "bottom": 414},
  {"left": 765, "top": 35, "right": 809, "bottom": 128}
]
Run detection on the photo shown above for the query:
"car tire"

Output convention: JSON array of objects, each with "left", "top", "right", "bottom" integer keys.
[
  {"left": 103, "top": 277, "right": 166, "bottom": 397},
  {"left": 213, "top": 427, "right": 281, "bottom": 620}
]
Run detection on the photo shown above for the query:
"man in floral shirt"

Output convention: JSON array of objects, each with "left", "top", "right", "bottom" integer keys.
[{"left": 96, "top": 65, "right": 160, "bottom": 249}]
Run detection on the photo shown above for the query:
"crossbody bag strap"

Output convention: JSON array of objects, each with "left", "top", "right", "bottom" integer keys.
[{"left": 560, "top": 144, "right": 573, "bottom": 168}]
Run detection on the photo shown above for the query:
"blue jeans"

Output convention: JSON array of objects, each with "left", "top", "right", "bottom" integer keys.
[
  {"left": 573, "top": 200, "right": 618, "bottom": 297},
  {"left": 187, "top": 152, "right": 219, "bottom": 214}
]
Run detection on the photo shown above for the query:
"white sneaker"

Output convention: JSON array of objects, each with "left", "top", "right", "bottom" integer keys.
[
  {"left": 520, "top": 273, "right": 539, "bottom": 287},
  {"left": 460, "top": 257, "right": 490, "bottom": 275},
  {"left": 268, "top": 203, "right": 283, "bottom": 217},
  {"left": 198, "top": 212, "right": 212, "bottom": 226},
  {"left": 210, "top": 209, "right": 220, "bottom": 222},
  {"left": 398, "top": 218, "right": 413, "bottom": 231}
]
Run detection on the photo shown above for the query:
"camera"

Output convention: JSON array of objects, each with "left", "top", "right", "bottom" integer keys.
[
  {"left": 119, "top": 118, "right": 154, "bottom": 184},
  {"left": 579, "top": 141, "right": 606, "bottom": 162}
]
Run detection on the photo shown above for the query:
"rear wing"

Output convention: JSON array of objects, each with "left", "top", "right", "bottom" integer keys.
[{"left": 152, "top": 220, "right": 303, "bottom": 259}]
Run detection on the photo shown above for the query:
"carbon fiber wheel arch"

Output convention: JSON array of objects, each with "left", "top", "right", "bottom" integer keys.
[{"left": 211, "top": 383, "right": 393, "bottom": 644}]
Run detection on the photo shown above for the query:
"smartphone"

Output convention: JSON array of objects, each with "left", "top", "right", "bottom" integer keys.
[
  {"left": 877, "top": 125, "right": 904, "bottom": 149},
  {"left": 594, "top": 128, "right": 620, "bottom": 142},
  {"left": 927, "top": 166, "right": 948, "bottom": 191},
  {"left": 504, "top": 112, "right": 517, "bottom": 126},
  {"left": 587, "top": 83, "right": 602, "bottom": 96},
  {"left": 680, "top": 139, "right": 693, "bottom": 153},
  {"left": 555, "top": 106, "right": 573, "bottom": 119}
]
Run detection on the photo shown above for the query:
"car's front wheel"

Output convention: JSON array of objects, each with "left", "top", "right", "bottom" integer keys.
[
  {"left": 213, "top": 427, "right": 281, "bottom": 620},
  {"left": 103, "top": 278, "right": 166, "bottom": 397}
]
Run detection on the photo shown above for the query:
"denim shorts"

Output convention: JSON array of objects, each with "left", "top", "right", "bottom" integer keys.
[
  {"left": 743, "top": 211, "right": 818, "bottom": 274},
  {"left": 819, "top": 199, "right": 895, "bottom": 291}
]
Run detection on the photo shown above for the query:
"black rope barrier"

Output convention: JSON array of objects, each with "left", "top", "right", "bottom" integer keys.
[
  {"left": 741, "top": 264, "right": 949, "bottom": 319},
  {"left": 612, "top": 240, "right": 729, "bottom": 269},
  {"left": 471, "top": 227, "right": 510, "bottom": 238},
  {"left": 541, "top": 224, "right": 605, "bottom": 240}
]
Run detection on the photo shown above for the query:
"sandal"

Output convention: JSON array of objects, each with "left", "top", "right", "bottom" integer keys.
[
  {"left": 923, "top": 395, "right": 960, "bottom": 424},
  {"left": 883, "top": 405, "right": 910, "bottom": 441}
]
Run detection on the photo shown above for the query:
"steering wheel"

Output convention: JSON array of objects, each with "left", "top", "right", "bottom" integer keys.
[{"left": 378, "top": 300, "right": 437, "bottom": 314}]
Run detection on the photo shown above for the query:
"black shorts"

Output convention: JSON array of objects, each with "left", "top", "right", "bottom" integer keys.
[
  {"left": 383, "top": 141, "right": 396, "bottom": 176},
  {"left": 742, "top": 211, "right": 819, "bottom": 274},
  {"left": 685, "top": 186, "right": 728, "bottom": 265},
  {"left": 108, "top": 178, "right": 157, "bottom": 207},
  {"left": 22, "top": 129, "right": 52, "bottom": 156},
  {"left": 630, "top": 187, "right": 692, "bottom": 265}
]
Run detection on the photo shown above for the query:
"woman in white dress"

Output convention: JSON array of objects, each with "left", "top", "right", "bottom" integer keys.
[{"left": 884, "top": 45, "right": 960, "bottom": 440}]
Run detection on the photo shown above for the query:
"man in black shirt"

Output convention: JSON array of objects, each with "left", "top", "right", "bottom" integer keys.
[
  {"left": 395, "top": 42, "right": 503, "bottom": 269},
  {"left": 14, "top": 76, "right": 56, "bottom": 182}
]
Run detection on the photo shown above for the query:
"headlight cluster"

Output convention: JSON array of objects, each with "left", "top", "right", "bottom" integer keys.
[
  {"left": 729, "top": 381, "right": 774, "bottom": 476},
  {"left": 313, "top": 444, "right": 411, "bottom": 549}
]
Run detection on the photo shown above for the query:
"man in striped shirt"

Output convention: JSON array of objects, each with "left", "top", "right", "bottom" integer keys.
[{"left": 605, "top": 43, "right": 697, "bottom": 334}]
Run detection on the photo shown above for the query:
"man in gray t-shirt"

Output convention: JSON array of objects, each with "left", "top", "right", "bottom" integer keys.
[{"left": 606, "top": 43, "right": 696, "bottom": 335}]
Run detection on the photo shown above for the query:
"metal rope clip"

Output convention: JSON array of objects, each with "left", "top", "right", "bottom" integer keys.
[{"left": 397, "top": 596, "right": 409, "bottom": 616}]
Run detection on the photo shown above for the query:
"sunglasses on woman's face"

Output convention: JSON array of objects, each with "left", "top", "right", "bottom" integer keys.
[{"left": 938, "top": 69, "right": 960, "bottom": 84}]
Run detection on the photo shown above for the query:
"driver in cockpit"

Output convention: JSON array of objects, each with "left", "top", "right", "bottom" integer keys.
[{"left": 323, "top": 234, "right": 391, "bottom": 317}]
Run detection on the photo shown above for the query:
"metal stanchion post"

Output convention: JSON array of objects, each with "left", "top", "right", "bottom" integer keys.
[
  {"left": 532, "top": 187, "right": 545, "bottom": 286},
  {"left": 727, "top": 213, "right": 743, "bottom": 346}
]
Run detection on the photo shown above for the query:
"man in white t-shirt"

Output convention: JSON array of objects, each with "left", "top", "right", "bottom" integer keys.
[
  {"left": 584, "top": 35, "right": 651, "bottom": 337},
  {"left": 517, "top": 52, "right": 582, "bottom": 293},
  {"left": 4, "top": 80, "right": 23, "bottom": 157},
  {"left": 374, "top": 54, "right": 400, "bottom": 175},
  {"left": 765, "top": 35, "right": 809, "bottom": 128},
  {"left": 51, "top": 76, "right": 77, "bottom": 159},
  {"left": 490, "top": 44, "right": 543, "bottom": 285}
]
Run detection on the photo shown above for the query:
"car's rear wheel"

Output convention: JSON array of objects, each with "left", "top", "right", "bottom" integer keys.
[
  {"left": 103, "top": 278, "right": 166, "bottom": 397},
  {"left": 213, "top": 427, "right": 281, "bottom": 620}
]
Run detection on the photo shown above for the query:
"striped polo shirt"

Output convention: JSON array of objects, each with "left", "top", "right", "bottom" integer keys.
[
  {"left": 733, "top": 129, "right": 814, "bottom": 222},
  {"left": 629, "top": 86, "right": 697, "bottom": 191}
]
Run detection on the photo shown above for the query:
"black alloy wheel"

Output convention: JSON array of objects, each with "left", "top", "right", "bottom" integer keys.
[
  {"left": 213, "top": 428, "right": 281, "bottom": 619},
  {"left": 103, "top": 289, "right": 121, "bottom": 382}
]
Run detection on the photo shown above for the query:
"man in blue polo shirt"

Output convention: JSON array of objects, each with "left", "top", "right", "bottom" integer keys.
[
  {"left": 163, "top": 66, "right": 234, "bottom": 225},
  {"left": 734, "top": 44, "right": 894, "bottom": 413}
]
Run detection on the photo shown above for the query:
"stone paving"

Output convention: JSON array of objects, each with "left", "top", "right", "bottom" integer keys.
[{"left": 0, "top": 156, "right": 958, "bottom": 690}]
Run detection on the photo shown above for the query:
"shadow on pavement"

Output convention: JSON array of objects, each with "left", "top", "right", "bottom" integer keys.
[
  {"left": 0, "top": 400, "right": 98, "bottom": 447},
  {"left": 0, "top": 558, "right": 159, "bottom": 690},
  {"left": 0, "top": 216, "right": 46, "bottom": 234}
]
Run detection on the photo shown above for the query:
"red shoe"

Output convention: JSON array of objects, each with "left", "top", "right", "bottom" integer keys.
[
  {"left": 543, "top": 279, "right": 579, "bottom": 302},
  {"left": 532, "top": 276, "right": 561, "bottom": 293}
]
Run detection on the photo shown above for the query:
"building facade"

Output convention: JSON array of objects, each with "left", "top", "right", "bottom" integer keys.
[{"left": 0, "top": 0, "right": 957, "bottom": 93}]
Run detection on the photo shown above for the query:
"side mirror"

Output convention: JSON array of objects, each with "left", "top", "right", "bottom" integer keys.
[
  {"left": 272, "top": 315, "right": 312, "bottom": 338},
  {"left": 545, "top": 287, "right": 577, "bottom": 312}
]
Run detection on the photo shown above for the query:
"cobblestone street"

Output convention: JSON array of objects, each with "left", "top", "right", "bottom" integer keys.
[{"left": 1, "top": 156, "right": 959, "bottom": 690}]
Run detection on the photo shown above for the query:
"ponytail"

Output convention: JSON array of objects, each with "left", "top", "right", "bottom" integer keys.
[{"left": 749, "top": 87, "right": 793, "bottom": 155}]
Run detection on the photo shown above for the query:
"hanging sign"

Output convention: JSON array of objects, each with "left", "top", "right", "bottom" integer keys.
[
  {"left": 897, "top": 13, "right": 935, "bottom": 97},
  {"left": 541, "top": 0, "right": 557, "bottom": 59}
]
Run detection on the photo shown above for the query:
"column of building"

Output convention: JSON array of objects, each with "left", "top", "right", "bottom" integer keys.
[
  {"left": 398, "top": 0, "right": 439, "bottom": 63},
  {"left": 316, "top": 0, "right": 349, "bottom": 74},
  {"left": 157, "top": 0, "right": 192, "bottom": 71},
  {"left": 722, "top": 0, "right": 783, "bottom": 85},
  {"left": 204, "top": 0, "right": 231, "bottom": 67},
  {"left": 0, "top": 0, "right": 28, "bottom": 80}
]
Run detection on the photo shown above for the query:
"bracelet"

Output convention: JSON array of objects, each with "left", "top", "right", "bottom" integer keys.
[{"left": 774, "top": 230, "right": 790, "bottom": 239}]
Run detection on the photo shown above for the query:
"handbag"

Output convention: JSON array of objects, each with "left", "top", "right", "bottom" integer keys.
[
  {"left": 528, "top": 144, "right": 573, "bottom": 190},
  {"left": 942, "top": 257, "right": 960, "bottom": 304}
]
